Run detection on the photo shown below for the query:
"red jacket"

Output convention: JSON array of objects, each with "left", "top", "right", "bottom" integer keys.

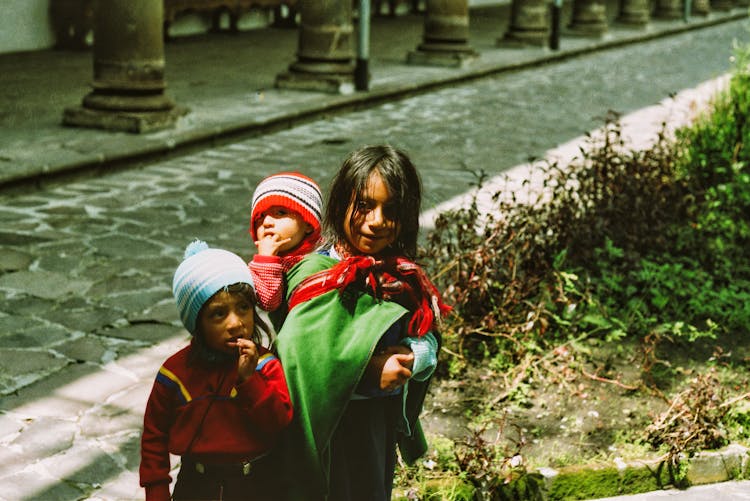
[{"left": 139, "top": 343, "right": 293, "bottom": 501}]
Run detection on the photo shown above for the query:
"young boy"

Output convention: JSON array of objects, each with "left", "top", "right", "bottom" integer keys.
[
  {"left": 248, "top": 172, "right": 323, "bottom": 318},
  {"left": 139, "top": 240, "right": 293, "bottom": 501}
]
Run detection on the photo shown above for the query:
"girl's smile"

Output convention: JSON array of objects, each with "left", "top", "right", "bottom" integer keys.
[{"left": 343, "top": 170, "right": 400, "bottom": 256}]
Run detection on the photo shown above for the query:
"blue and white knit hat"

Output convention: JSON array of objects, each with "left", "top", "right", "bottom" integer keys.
[{"left": 172, "top": 240, "right": 254, "bottom": 334}]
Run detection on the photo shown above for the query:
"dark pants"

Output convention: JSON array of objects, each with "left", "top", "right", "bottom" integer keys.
[
  {"left": 328, "top": 396, "right": 400, "bottom": 501},
  {"left": 172, "top": 456, "right": 277, "bottom": 501}
]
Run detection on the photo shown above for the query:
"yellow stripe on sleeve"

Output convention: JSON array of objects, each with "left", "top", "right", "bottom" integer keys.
[{"left": 158, "top": 366, "right": 192, "bottom": 403}]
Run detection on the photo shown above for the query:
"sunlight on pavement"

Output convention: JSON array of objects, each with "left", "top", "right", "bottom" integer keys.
[{"left": 0, "top": 333, "right": 187, "bottom": 500}]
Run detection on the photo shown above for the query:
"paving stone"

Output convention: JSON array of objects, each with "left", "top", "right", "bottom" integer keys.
[
  {"left": 54, "top": 334, "right": 113, "bottom": 364},
  {"left": 0, "top": 269, "right": 93, "bottom": 299},
  {"left": 127, "top": 298, "right": 182, "bottom": 325},
  {"left": 86, "top": 274, "right": 166, "bottom": 298},
  {"left": 46, "top": 305, "right": 123, "bottom": 332},
  {"left": 0, "top": 247, "right": 33, "bottom": 272},
  {"left": 0, "top": 316, "right": 69, "bottom": 348},
  {"left": 0, "top": 349, "right": 70, "bottom": 395},
  {"left": 10, "top": 416, "right": 77, "bottom": 459},
  {"left": 35, "top": 252, "right": 94, "bottom": 275},
  {"left": 45, "top": 442, "right": 124, "bottom": 488},
  {"left": 93, "top": 469, "right": 143, "bottom": 501},
  {"left": 97, "top": 322, "right": 186, "bottom": 344},
  {"left": 0, "top": 295, "right": 57, "bottom": 317},
  {"left": 89, "top": 234, "right": 165, "bottom": 258},
  {"left": 0, "top": 411, "right": 23, "bottom": 439},
  {"left": 79, "top": 401, "right": 144, "bottom": 439},
  {"left": 109, "top": 333, "right": 188, "bottom": 381},
  {"left": 0, "top": 469, "right": 84, "bottom": 501},
  {"left": 98, "top": 289, "right": 174, "bottom": 319},
  {"left": 0, "top": 230, "right": 53, "bottom": 246},
  {"left": 0, "top": 362, "right": 123, "bottom": 416}
]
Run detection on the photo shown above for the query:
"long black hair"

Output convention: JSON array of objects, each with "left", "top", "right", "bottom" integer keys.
[{"left": 323, "top": 144, "right": 422, "bottom": 259}]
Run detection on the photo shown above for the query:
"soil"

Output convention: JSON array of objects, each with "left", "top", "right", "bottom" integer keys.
[{"left": 417, "top": 333, "right": 750, "bottom": 472}]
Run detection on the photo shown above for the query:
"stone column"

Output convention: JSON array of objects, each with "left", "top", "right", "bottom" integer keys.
[
  {"left": 618, "top": 0, "right": 650, "bottom": 26},
  {"left": 63, "top": 0, "right": 185, "bottom": 133},
  {"left": 275, "top": 0, "right": 355, "bottom": 94},
  {"left": 653, "top": 0, "right": 683, "bottom": 18},
  {"left": 502, "top": 0, "right": 550, "bottom": 47},
  {"left": 408, "top": 0, "right": 477, "bottom": 67},
  {"left": 692, "top": 0, "right": 711, "bottom": 15},
  {"left": 568, "top": 0, "right": 608, "bottom": 36}
]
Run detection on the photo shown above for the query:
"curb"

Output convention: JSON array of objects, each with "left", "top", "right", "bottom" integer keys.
[
  {"left": 399, "top": 443, "right": 750, "bottom": 500},
  {"left": 542, "top": 443, "right": 749, "bottom": 499}
]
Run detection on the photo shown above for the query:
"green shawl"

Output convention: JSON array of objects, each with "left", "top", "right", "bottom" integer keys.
[{"left": 275, "top": 253, "right": 431, "bottom": 499}]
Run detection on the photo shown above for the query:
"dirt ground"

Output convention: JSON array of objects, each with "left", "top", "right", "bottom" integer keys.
[{"left": 418, "top": 334, "right": 750, "bottom": 471}]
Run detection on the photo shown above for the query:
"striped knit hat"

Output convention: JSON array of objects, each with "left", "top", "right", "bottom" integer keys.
[
  {"left": 172, "top": 240, "right": 254, "bottom": 335},
  {"left": 250, "top": 172, "right": 323, "bottom": 241}
]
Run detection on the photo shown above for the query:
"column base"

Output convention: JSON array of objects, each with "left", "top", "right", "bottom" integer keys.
[
  {"left": 692, "top": 0, "right": 712, "bottom": 14},
  {"left": 653, "top": 8, "right": 683, "bottom": 19},
  {"left": 275, "top": 71, "right": 355, "bottom": 95},
  {"left": 499, "top": 30, "right": 550, "bottom": 48},
  {"left": 62, "top": 105, "right": 189, "bottom": 133},
  {"left": 566, "top": 22, "right": 608, "bottom": 36},
  {"left": 617, "top": 13, "right": 650, "bottom": 25},
  {"left": 275, "top": 61, "right": 355, "bottom": 95},
  {"left": 407, "top": 42, "right": 478, "bottom": 68}
]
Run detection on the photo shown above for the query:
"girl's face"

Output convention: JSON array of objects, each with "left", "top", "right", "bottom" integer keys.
[
  {"left": 198, "top": 290, "right": 255, "bottom": 354},
  {"left": 343, "top": 170, "right": 400, "bottom": 256}
]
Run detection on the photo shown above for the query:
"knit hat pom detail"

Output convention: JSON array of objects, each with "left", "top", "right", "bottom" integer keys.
[{"left": 184, "top": 239, "right": 210, "bottom": 258}]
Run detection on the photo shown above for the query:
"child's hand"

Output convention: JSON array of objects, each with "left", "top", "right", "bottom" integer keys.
[
  {"left": 255, "top": 234, "right": 292, "bottom": 256},
  {"left": 370, "top": 345, "right": 414, "bottom": 392},
  {"left": 236, "top": 338, "right": 259, "bottom": 382}
]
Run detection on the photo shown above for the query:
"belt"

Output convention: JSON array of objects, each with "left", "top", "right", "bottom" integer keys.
[{"left": 183, "top": 455, "right": 267, "bottom": 477}]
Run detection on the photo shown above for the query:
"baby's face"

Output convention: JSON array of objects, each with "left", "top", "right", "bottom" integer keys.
[{"left": 255, "top": 206, "right": 312, "bottom": 253}]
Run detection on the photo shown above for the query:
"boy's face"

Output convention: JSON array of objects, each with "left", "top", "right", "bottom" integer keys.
[
  {"left": 343, "top": 171, "right": 400, "bottom": 256},
  {"left": 255, "top": 206, "right": 313, "bottom": 253},
  {"left": 198, "top": 290, "right": 255, "bottom": 354}
]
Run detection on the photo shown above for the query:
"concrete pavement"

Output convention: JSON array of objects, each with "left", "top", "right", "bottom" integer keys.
[{"left": 1, "top": 3, "right": 747, "bottom": 192}]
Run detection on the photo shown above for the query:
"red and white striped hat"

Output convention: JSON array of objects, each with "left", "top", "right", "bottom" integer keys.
[{"left": 250, "top": 172, "right": 322, "bottom": 240}]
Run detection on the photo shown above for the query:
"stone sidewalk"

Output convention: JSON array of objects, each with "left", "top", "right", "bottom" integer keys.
[{"left": 1, "top": 3, "right": 747, "bottom": 191}]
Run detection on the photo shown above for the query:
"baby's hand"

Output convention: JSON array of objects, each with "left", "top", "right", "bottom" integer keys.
[
  {"left": 255, "top": 234, "right": 292, "bottom": 256},
  {"left": 236, "top": 338, "right": 259, "bottom": 382}
]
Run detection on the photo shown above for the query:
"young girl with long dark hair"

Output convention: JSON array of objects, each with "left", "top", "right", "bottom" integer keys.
[{"left": 276, "top": 145, "right": 450, "bottom": 500}]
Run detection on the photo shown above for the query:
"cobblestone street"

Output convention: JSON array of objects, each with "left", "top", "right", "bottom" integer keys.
[{"left": 1, "top": 16, "right": 749, "bottom": 500}]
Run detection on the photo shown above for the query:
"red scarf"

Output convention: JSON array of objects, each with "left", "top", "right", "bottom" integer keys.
[{"left": 288, "top": 254, "right": 451, "bottom": 337}]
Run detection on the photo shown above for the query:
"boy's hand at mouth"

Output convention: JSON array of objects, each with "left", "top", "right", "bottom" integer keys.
[{"left": 236, "top": 338, "right": 259, "bottom": 381}]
